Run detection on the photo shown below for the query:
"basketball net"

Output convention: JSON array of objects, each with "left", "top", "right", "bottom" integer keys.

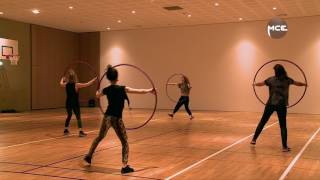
[{"left": 7, "top": 55, "right": 19, "bottom": 65}]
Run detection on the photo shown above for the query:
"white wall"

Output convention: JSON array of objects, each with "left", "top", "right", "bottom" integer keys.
[{"left": 100, "top": 16, "right": 320, "bottom": 114}]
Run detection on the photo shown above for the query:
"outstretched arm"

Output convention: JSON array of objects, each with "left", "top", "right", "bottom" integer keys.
[
  {"left": 253, "top": 81, "right": 266, "bottom": 87},
  {"left": 60, "top": 77, "right": 67, "bottom": 88},
  {"left": 96, "top": 90, "right": 103, "bottom": 98},
  {"left": 76, "top": 77, "right": 97, "bottom": 89},
  {"left": 125, "top": 87, "right": 156, "bottom": 94},
  {"left": 293, "top": 81, "right": 307, "bottom": 86}
]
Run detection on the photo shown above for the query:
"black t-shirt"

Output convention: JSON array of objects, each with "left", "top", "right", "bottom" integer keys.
[
  {"left": 103, "top": 85, "right": 127, "bottom": 118},
  {"left": 265, "top": 76, "right": 294, "bottom": 106},
  {"left": 66, "top": 83, "right": 79, "bottom": 107}
]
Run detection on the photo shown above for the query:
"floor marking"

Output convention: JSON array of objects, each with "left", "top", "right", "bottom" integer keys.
[
  {"left": 0, "top": 129, "right": 98, "bottom": 150},
  {"left": 165, "top": 121, "right": 278, "bottom": 180},
  {"left": 279, "top": 127, "right": 320, "bottom": 180},
  {"left": 0, "top": 170, "right": 85, "bottom": 180}
]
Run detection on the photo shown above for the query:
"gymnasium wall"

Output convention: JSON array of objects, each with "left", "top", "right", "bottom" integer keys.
[
  {"left": 0, "top": 18, "right": 31, "bottom": 111},
  {"left": 100, "top": 15, "right": 320, "bottom": 114},
  {"left": 31, "top": 26, "right": 100, "bottom": 109}
]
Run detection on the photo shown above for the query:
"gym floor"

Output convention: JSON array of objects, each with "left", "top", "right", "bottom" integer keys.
[{"left": 1, "top": 108, "right": 319, "bottom": 180}]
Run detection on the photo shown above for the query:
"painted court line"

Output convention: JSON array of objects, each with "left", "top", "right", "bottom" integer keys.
[
  {"left": 165, "top": 121, "right": 278, "bottom": 180},
  {"left": 0, "top": 129, "right": 98, "bottom": 150},
  {"left": 279, "top": 127, "right": 320, "bottom": 180}
]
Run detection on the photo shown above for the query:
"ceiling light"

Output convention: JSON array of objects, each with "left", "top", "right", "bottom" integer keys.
[
  {"left": 214, "top": 2, "right": 220, "bottom": 7},
  {"left": 117, "top": 20, "right": 122, "bottom": 23},
  {"left": 32, "top": 9, "right": 40, "bottom": 14},
  {"left": 239, "top": 17, "right": 243, "bottom": 21},
  {"left": 0, "top": 12, "right": 3, "bottom": 15},
  {"left": 273, "top": 7, "right": 277, "bottom": 10},
  {"left": 69, "top": 6, "right": 74, "bottom": 10},
  {"left": 131, "top": 10, "right": 136, "bottom": 14},
  {"left": 187, "top": 14, "right": 192, "bottom": 18}
]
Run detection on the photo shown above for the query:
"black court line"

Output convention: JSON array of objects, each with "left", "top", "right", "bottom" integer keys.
[
  {"left": 0, "top": 161, "right": 43, "bottom": 167},
  {"left": 0, "top": 170, "right": 85, "bottom": 180},
  {"left": 22, "top": 128, "right": 184, "bottom": 174}
]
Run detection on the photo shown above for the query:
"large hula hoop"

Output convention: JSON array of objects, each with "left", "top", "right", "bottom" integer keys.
[
  {"left": 165, "top": 73, "right": 187, "bottom": 103},
  {"left": 97, "top": 64, "right": 158, "bottom": 130},
  {"left": 253, "top": 59, "right": 308, "bottom": 108}
]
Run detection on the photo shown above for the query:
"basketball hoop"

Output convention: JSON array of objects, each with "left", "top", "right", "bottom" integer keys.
[{"left": 8, "top": 55, "right": 19, "bottom": 65}]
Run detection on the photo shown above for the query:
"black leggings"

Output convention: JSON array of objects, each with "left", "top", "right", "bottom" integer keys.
[
  {"left": 252, "top": 105, "right": 288, "bottom": 148},
  {"left": 173, "top": 96, "right": 192, "bottom": 115},
  {"left": 65, "top": 105, "right": 82, "bottom": 128}
]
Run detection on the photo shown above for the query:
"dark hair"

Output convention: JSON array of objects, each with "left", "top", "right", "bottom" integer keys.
[
  {"left": 182, "top": 75, "right": 190, "bottom": 86},
  {"left": 66, "top": 69, "right": 78, "bottom": 83},
  {"left": 106, "top": 65, "right": 118, "bottom": 81},
  {"left": 273, "top": 64, "right": 287, "bottom": 78}
]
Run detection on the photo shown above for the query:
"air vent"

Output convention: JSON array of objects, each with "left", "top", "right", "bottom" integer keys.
[{"left": 163, "top": 6, "right": 183, "bottom": 11}]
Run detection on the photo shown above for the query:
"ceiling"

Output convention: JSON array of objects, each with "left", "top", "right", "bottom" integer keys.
[{"left": 0, "top": 0, "right": 319, "bottom": 32}]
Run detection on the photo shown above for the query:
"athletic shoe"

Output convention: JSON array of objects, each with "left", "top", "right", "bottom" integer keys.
[
  {"left": 189, "top": 115, "right": 194, "bottom": 120},
  {"left": 84, "top": 155, "right": 92, "bottom": 164},
  {"left": 79, "top": 131, "right": 87, "bottom": 137},
  {"left": 168, "top": 113, "right": 174, "bottom": 118},
  {"left": 64, "top": 129, "right": 70, "bottom": 135},
  {"left": 250, "top": 140, "right": 256, "bottom": 145},
  {"left": 121, "top": 165, "right": 134, "bottom": 174},
  {"left": 282, "top": 147, "right": 291, "bottom": 152}
]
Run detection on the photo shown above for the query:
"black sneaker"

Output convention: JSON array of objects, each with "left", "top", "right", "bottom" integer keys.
[
  {"left": 121, "top": 165, "right": 134, "bottom": 174},
  {"left": 189, "top": 116, "right": 194, "bottom": 120},
  {"left": 64, "top": 129, "right": 70, "bottom": 135},
  {"left": 250, "top": 140, "right": 256, "bottom": 145},
  {"left": 79, "top": 131, "right": 87, "bottom": 137},
  {"left": 282, "top": 147, "right": 291, "bottom": 152},
  {"left": 168, "top": 113, "right": 174, "bottom": 118},
  {"left": 84, "top": 155, "right": 92, "bottom": 164}
]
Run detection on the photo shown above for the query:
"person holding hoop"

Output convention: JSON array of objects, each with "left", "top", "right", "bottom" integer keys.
[
  {"left": 251, "top": 64, "right": 307, "bottom": 152},
  {"left": 168, "top": 75, "right": 194, "bottom": 120},
  {"left": 84, "top": 65, "right": 155, "bottom": 174},
  {"left": 60, "top": 69, "right": 97, "bottom": 137}
]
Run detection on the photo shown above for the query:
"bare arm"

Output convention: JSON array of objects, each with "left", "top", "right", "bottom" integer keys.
[
  {"left": 60, "top": 77, "right": 67, "bottom": 88},
  {"left": 167, "top": 83, "right": 178, "bottom": 85},
  {"left": 76, "top": 77, "right": 97, "bottom": 89},
  {"left": 96, "top": 90, "right": 103, "bottom": 98},
  {"left": 293, "top": 81, "right": 307, "bottom": 86},
  {"left": 253, "top": 82, "right": 266, "bottom": 87},
  {"left": 125, "top": 87, "right": 155, "bottom": 94}
]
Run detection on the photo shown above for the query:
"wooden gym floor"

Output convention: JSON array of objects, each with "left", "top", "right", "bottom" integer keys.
[{"left": 0, "top": 108, "right": 320, "bottom": 180}]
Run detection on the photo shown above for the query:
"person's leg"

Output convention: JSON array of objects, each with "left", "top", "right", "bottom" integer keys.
[
  {"left": 251, "top": 105, "right": 275, "bottom": 144},
  {"left": 112, "top": 117, "right": 133, "bottom": 174},
  {"left": 73, "top": 105, "right": 85, "bottom": 136},
  {"left": 169, "top": 97, "right": 184, "bottom": 117},
  {"left": 276, "top": 106, "right": 289, "bottom": 151},
  {"left": 64, "top": 106, "right": 72, "bottom": 134},
  {"left": 85, "top": 115, "right": 111, "bottom": 163},
  {"left": 183, "top": 96, "right": 193, "bottom": 119}
]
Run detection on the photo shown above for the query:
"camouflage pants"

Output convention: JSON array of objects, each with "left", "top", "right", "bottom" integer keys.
[{"left": 88, "top": 115, "right": 129, "bottom": 164}]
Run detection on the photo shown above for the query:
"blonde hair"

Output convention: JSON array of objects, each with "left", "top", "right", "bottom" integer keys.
[{"left": 66, "top": 69, "right": 78, "bottom": 83}]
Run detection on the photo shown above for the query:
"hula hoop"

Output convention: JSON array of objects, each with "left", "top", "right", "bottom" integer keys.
[
  {"left": 253, "top": 59, "right": 308, "bottom": 108},
  {"left": 165, "top": 73, "right": 187, "bottom": 103},
  {"left": 63, "top": 61, "right": 98, "bottom": 80},
  {"left": 97, "top": 64, "right": 158, "bottom": 130}
]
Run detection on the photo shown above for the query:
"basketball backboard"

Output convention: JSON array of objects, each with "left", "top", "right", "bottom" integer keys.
[{"left": 0, "top": 38, "right": 19, "bottom": 60}]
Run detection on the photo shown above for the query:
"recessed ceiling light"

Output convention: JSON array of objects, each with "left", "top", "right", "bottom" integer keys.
[
  {"left": 273, "top": 7, "right": 277, "bottom": 10},
  {"left": 239, "top": 17, "right": 243, "bottom": 21},
  {"left": 32, "top": 9, "right": 40, "bottom": 14},
  {"left": 131, "top": 10, "right": 136, "bottom": 14},
  {"left": 117, "top": 20, "right": 122, "bottom": 23},
  {"left": 69, "top": 6, "right": 74, "bottom": 10},
  {"left": 0, "top": 12, "right": 3, "bottom": 15},
  {"left": 187, "top": 14, "right": 192, "bottom": 18},
  {"left": 214, "top": 2, "right": 220, "bottom": 7},
  {"left": 107, "top": 27, "right": 111, "bottom": 30}
]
